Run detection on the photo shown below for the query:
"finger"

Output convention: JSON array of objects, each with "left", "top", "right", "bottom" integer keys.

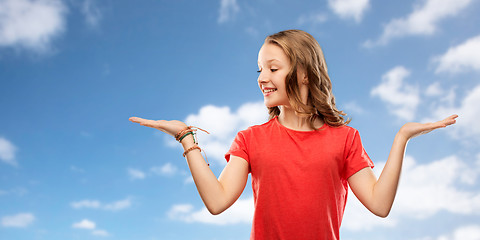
[
  {"left": 420, "top": 121, "right": 446, "bottom": 132},
  {"left": 421, "top": 116, "right": 455, "bottom": 132},
  {"left": 130, "top": 117, "right": 151, "bottom": 126},
  {"left": 139, "top": 120, "right": 157, "bottom": 127},
  {"left": 142, "top": 120, "right": 169, "bottom": 130},
  {"left": 130, "top": 117, "right": 157, "bottom": 126},
  {"left": 445, "top": 114, "right": 458, "bottom": 125},
  {"left": 439, "top": 114, "right": 458, "bottom": 127},
  {"left": 424, "top": 122, "right": 442, "bottom": 132},
  {"left": 129, "top": 117, "right": 146, "bottom": 123}
]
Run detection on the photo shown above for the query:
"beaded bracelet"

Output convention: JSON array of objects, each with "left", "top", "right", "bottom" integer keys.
[
  {"left": 182, "top": 145, "right": 210, "bottom": 166},
  {"left": 175, "top": 128, "right": 193, "bottom": 142},
  {"left": 176, "top": 126, "right": 210, "bottom": 166},
  {"left": 175, "top": 126, "right": 210, "bottom": 142},
  {"left": 183, "top": 145, "right": 201, "bottom": 157},
  {"left": 178, "top": 132, "right": 195, "bottom": 143}
]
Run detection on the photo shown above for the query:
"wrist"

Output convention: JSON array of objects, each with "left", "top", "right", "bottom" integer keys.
[
  {"left": 395, "top": 131, "right": 410, "bottom": 144},
  {"left": 180, "top": 134, "right": 196, "bottom": 148},
  {"left": 174, "top": 125, "right": 210, "bottom": 166}
]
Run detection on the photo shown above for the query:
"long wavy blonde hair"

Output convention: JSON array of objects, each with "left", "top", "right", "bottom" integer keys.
[{"left": 265, "top": 29, "right": 350, "bottom": 128}]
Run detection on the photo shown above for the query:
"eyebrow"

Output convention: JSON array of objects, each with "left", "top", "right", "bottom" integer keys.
[{"left": 258, "top": 59, "right": 281, "bottom": 65}]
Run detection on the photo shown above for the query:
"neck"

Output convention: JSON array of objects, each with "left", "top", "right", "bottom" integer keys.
[{"left": 278, "top": 106, "right": 323, "bottom": 131}]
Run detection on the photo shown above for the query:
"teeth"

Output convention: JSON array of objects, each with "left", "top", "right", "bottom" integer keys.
[{"left": 264, "top": 89, "right": 277, "bottom": 93}]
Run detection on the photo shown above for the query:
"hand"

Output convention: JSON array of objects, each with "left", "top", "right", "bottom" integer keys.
[
  {"left": 398, "top": 114, "right": 458, "bottom": 141},
  {"left": 129, "top": 117, "right": 188, "bottom": 137}
]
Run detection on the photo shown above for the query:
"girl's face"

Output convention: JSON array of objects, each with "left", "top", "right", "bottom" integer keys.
[{"left": 257, "top": 43, "right": 291, "bottom": 108}]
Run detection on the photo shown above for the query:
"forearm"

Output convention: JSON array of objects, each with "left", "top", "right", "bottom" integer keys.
[
  {"left": 371, "top": 132, "right": 408, "bottom": 217},
  {"left": 349, "top": 115, "right": 457, "bottom": 217},
  {"left": 181, "top": 135, "right": 229, "bottom": 215}
]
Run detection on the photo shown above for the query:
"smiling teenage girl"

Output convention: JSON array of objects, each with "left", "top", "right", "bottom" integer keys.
[{"left": 130, "top": 29, "right": 457, "bottom": 240}]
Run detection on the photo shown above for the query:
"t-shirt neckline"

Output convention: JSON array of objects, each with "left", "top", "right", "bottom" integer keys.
[{"left": 273, "top": 116, "right": 327, "bottom": 133}]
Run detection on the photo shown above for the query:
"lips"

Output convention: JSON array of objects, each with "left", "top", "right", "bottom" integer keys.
[
  {"left": 264, "top": 88, "right": 277, "bottom": 93},
  {"left": 262, "top": 88, "right": 277, "bottom": 96}
]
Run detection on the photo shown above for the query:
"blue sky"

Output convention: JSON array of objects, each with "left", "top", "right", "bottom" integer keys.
[{"left": 1, "top": 0, "right": 480, "bottom": 239}]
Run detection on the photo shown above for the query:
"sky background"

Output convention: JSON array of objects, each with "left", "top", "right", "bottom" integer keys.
[{"left": 1, "top": 0, "right": 480, "bottom": 239}]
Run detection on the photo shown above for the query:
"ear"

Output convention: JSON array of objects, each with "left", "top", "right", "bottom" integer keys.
[{"left": 297, "top": 66, "right": 308, "bottom": 85}]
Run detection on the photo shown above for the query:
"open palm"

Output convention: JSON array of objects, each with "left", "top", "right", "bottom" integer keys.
[
  {"left": 129, "top": 117, "right": 188, "bottom": 137},
  {"left": 399, "top": 114, "right": 458, "bottom": 140}
]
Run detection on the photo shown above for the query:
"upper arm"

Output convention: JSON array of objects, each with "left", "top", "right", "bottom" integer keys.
[
  {"left": 347, "top": 167, "right": 378, "bottom": 210},
  {"left": 218, "top": 155, "right": 249, "bottom": 208}
]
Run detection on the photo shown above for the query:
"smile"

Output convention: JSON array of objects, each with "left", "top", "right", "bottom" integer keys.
[{"left": 264, "top": 89, "right": 277, "bottom": 93}]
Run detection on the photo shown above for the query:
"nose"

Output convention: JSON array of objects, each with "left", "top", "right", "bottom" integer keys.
[{"left": 257, "top": 71, "right": 269, "bottom": 84}]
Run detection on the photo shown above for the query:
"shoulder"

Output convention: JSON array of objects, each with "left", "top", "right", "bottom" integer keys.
[
  {"left": 232, "top": 119, "right": 273, "bottom": 147},
  {"left": 324, "top": 124, "right": 359, "bottom": 136},
  {"left": 238, "top": 118, "right": 275, "bottom": 135},
  {"left": 321, "top": 124, "right": 363, "bottom": 147}
]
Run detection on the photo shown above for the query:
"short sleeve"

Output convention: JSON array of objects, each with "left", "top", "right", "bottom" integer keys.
[
  {"left": 225, "top": 130, "right": 250, "bottom": 164},
  {"left": 343, "top": 129, "right": 374, "bottom": 179}
]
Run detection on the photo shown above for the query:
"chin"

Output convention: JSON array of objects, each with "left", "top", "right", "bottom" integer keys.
[
  {"left": 264, "top": 98, "right": 287, "bottom": 108},
  {"left": 263, "top": 101, "right": 277, "bottom": 108}
]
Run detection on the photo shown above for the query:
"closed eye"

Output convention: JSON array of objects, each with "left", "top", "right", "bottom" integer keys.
[{"left": 257, "top": 69, "right": 278, "bottom": 73}]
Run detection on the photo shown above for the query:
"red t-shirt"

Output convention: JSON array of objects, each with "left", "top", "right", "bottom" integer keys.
[{"left": 225, "top": 117, "right": 373, "bottom": 240}]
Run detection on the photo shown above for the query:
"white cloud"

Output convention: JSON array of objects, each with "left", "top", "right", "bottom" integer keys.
[
  {"left": 71, "top": 200, "right": 101, "bottom": 209},
  {"left": 0, "top": 0, "right": 67, "bottom": 52},
  {"left": 81, "top": 0, "right": 102, "bottom": 28},
  {"left": 433, "top": 35, "right": 480, "bottom": 74},
  {"left": 342, "top": 101, "right": 365, "bottom": 115},
  {"left": 168, "top": 204, "right": 193, "bottom": 217},
  {"left": 426, "top": 84, "right": 480, "bottom": 144},
  {"left": 103, "top": 198, "right": 131, "bottom": 211},
  {"left": 1, "top": 213, "right": 35, "bottom": 228},
  {"left": 371, "top": 66, "right": 420, "bottom": 121},
  {"left": 328, "top": 0, "right": 369, "bottom": 23},
  {"left": 0, "top": 137, "right": 17, "bottom": 166},
  {"left": 395, "top": 156, "right": 480, "bottom": 218},
  {"left": 184, "top": 176, "right": 194, "bottom": 184},
  {"left": 425, "top": 82, "right": 444, "bottom": 97},
  {"left": 342, "top": 191, "right": 397, "bottom": 231},
  {"left": 127, "top": 168, "right": 146, "bottom": 180},
  {"left": 182, "top": 102, "right": 268, "bottom": 164},
  {"left": 435, "top": 225, "right": 480, "bottom": 240},
  {"left": 71, "top": 197, "right": 131, "bottom": 211},
  {"left": 449, "top": 225, "right": 480, "bottom": 240},
  {"left": 218, "top": 0, "right": 239, "bottom": 24},
  {"left": 364, "top": 0, "right": 474, "bottom": 47},
  {"left": 343, "top": 155, "right": 480, "bottom": 231},
  {"left": 92, "top": 229, "right": 110, "bottom": 237},
  {"left": 73, "top": 219, "right": 111, "bottom": 236},
  {"left": 423, "top": 82, "right": 456, "bottom": 107},
  {"left": 130, "top": 163, "right": 185, "bottom": 180},
  {"left": 150, "top": 163, "right": 178, "bottom": 176},
  {"left": 168, "top": 196, "right": 254, "bottom": 225},
  {"left": 72, "top": 219, "right": 96, "bottom": 229}
]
